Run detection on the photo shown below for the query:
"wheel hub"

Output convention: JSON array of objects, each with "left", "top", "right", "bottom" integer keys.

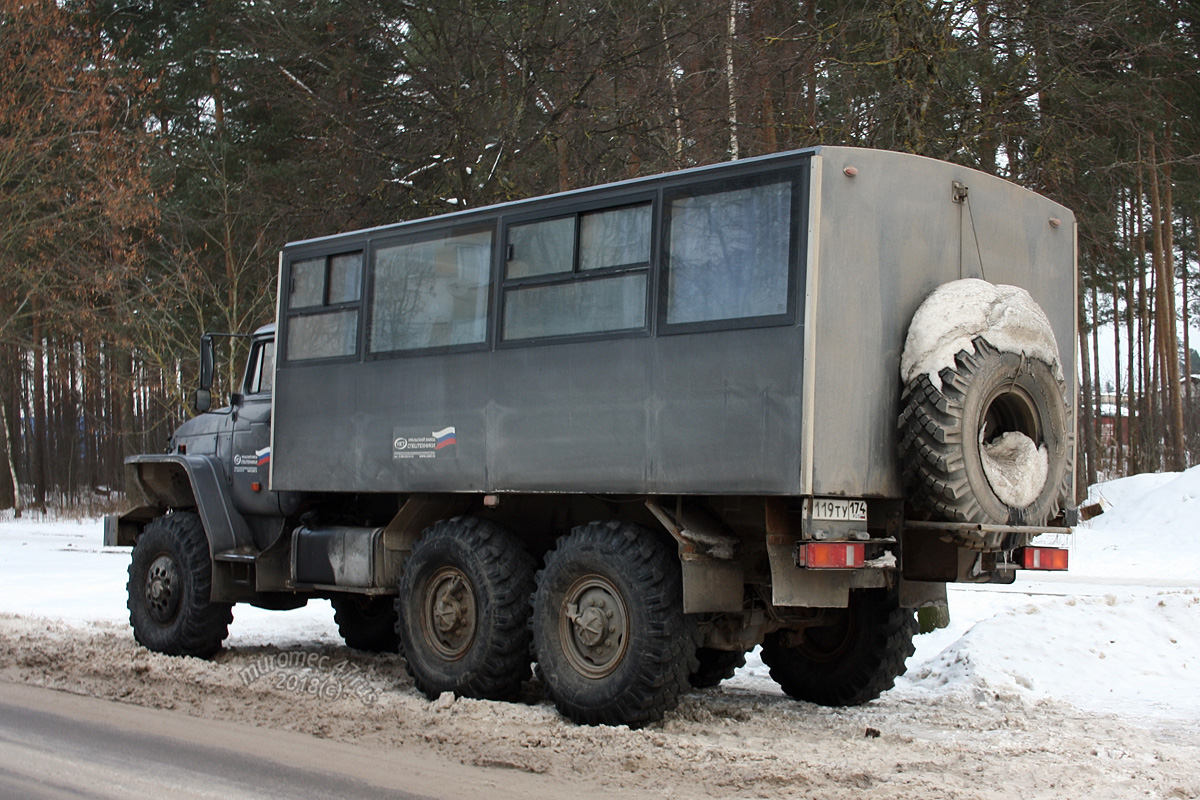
[
  {"left": 423, "top": 567, "right": 476, "bottom": 660},
  {"left": 561, "top": 575, "right": 628, "bottom": 679},
  {"left": 145, "top": 554, "right": 181, "bottom": 624}
]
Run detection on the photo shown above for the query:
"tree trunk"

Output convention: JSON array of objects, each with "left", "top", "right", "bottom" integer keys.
[
  {"left": 725, "top": 0, "right": 739, "bottom": 159},
  {"left": 0, "top": 355, "right": 20, "bottom": 514},
  {"left": 1078, "top": 304, "right": 1097, "bottom": 490},
  {"left": 1090, "top": 282, "right": 1102, "bottom": 473},
  {"left": 117, "top": 349, "right": 136, "bottom": 494},
  {"left": 1147, "top": 134, "right": 1185, "bottom": 471},
  {"left": 1112, "top": 270, "right": 1123, "bottom": 474}
]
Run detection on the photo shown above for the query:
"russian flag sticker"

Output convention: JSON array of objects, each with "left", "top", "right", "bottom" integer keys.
[
  {"left": 433, "top": 427, "right": 457, "bottom": 450},
  {"left": 255, "top": 447, "right": 270, "bottom": 466}
]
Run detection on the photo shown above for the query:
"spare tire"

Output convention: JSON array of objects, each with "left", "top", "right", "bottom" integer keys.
[{"left": 899, "top": 337, "right": 1071, "bottom": 530}]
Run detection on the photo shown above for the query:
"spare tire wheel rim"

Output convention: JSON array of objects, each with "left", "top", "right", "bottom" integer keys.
[{"left": 979, "top": 377, "right": 1049, "bottom": 509}]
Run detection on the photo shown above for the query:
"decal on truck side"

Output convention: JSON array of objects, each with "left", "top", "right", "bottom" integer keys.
[{"left": 393, "top": 427, "right": 457, "bottom": 460}]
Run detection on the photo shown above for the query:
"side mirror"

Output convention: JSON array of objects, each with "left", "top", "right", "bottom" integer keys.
[
  {"left": 193, "top": 388, "right": 212, "bottom": 413},
  {"left": 199, "top": 334, "right": 214, "bottom": 390}
]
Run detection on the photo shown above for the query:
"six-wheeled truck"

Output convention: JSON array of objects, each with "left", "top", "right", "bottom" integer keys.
[{"left": 106, "top": 146, "right": 1078, "bottom": 727}]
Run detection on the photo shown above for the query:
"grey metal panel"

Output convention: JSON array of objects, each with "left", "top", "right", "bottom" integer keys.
[
  {"left": 806, "top": 148, "right": 1076, "bottom": 499},
  {"left": 126, "top": 454, "right": 255, "bottom": 556},
  {"left": 272, "top": 325, "right": 805, "bottom": 495}
]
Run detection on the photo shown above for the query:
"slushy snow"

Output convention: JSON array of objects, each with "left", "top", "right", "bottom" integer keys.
[
  {"left": 2, "top": 466, "right": 1199, "bottom": 724},
  {"left": 900, "top": 278, "right": 1062, "bottom": 389}
]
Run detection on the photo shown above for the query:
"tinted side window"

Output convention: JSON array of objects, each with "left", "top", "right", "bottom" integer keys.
[
  {"left": 503, "top": 273, "right": 647, "bottom": 340},
  {"left": 579, "top": 205, "right": 651, "bottom": 270},
  {"left": 369, "top": 227, "right": 492, "bottom": 353},
  {"left": 285, "top": 251, "right": 363, "bottom": 362},
  {"left": 507, "top": 217, "right": 573, "bottom": 279},
  {"left": 245, "top": 341, "right": 275, "bottom": 394},
  {"left": 664, "top": 179, "right": 792, "bottom": 326},
  {"left": 502, "top": 203, "right": 651, "bottom": 343}
]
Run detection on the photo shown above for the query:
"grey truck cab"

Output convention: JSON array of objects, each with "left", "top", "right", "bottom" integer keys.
[{"left": 108, "top": 146, "right": 1077, "bottom": 727}]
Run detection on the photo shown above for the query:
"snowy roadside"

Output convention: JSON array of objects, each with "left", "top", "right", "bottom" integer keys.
[{"left": 1, "top": 468, "right": 1199, "bottom": 797}]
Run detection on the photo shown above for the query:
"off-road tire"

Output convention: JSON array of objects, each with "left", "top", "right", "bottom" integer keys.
[
  {"left": 532, "top": 521, "right": 698, "bottom": 728},
  {"left": 127, "top": 512, "right": 232, "bottom": 657},
  {"left": 690, "top": 648, "right": 747, "bottom": 689},
  {"left": 332, "top": 596, "right": 401, "bottom": 653},
  {"left": 899, "top": 337, "right": 1071, "bottom": 528},
  {"left": 760, "top": 588, "right": 916, "bottom": 707},
  {"left": 396, "top": 516, "right": 536, "bottom": 701}
]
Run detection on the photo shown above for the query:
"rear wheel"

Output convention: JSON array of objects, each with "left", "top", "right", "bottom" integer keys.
[
  {"left": 760, "top": 588, "right": 916, "bottom": 707},
  {"left": 396, "top": 516, "right": 536, "bottom": 701},
  {"left": 690, "top": 648, "right": 747, "bottom": 689},
  {"left": 532, "top": 521, "right": 697, "bottom": 727},
  {"left": 127, "top": 512, "right": 232, "bottom": 657},
  {"left": 332, "top": 596, "right": 400, "bottom": 653}
]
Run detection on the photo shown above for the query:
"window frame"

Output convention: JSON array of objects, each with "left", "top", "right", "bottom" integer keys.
[
  {"left": 656, "top": 169, "right": 803, "bottom": 337},
  {"left": 280, "top": 249, "right": 365, "bottom": 365},
  {"left": 497, "top": 193, "right": 657, "bottom": 348},
  {"left": 364, "top": 220, "right": 498, "bottom": 361},
  {"left": 242, "top": 338, "right": 275, "bottom": 396}
]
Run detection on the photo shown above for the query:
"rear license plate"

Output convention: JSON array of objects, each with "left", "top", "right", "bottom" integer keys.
[{"left": 810, "top": 498, "right": 868, "bottom": 522}]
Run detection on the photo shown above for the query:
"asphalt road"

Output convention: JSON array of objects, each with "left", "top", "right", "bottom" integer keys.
[{"left": 0, "top": 682, "right": 566, "bottom": 800}]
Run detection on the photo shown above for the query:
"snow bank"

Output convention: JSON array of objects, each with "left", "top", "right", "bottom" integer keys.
[
  {"left": 1071, "top": 465, "right": 1200, "bottom": 581},
  {"left": 1085, "top": 470, "right": 1182, "bottom": 514},
  {"left": 903, "top": 592, "right": 1200, "bottom": 720},
  {"left": 894, "top": 466, "right": 1200, "bottom": 721},
  {"left": 0, "top": 515, "right": 340, "bottom": 646},
  {"left": 900, "top": 278, "right": 1062, "bottom": 389}
]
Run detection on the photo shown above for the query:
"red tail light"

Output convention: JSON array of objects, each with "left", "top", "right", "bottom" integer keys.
[
  {"left": 1016, "top": 547, "right": 1069, "bottom": 571},
  {"left": 800, "top": 542, "right": 865, "bottom": 569}
]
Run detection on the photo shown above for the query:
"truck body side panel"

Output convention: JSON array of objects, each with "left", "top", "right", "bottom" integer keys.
[{"left": 272, "top": 324, "right": 805, "bottom": 494}]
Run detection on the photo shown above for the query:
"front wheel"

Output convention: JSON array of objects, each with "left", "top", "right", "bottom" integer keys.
[
  {"left": 127, "top": 512, "right": 232, "bottom": 657},
  {"left": 761, "top": 588, "right": 916, "bottom": 707},
  {"left": 396, "top": 516, "right": 536, "bottom": 701},
  {"left": 532, "top": 521, "right": 697, "bottom": 727}
]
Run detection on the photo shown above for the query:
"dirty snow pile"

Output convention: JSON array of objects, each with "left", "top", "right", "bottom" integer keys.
[
  {"left": 900, "top": 278, "right": 1062, "bottom": 389},
  {"left": 1, "top": 466, "right": 1199, "bottom": 726}
]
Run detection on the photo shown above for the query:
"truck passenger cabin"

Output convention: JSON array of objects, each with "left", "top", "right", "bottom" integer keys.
[
  {"left": 274, "top": 163, "right": 804, "bottom": 496},
  {"left": 111, "top": 146, "right": 1078, "bottom": 729}
]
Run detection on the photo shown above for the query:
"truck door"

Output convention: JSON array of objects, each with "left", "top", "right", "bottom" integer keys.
[{"left": 230, "top": 337, "right": 279, "bottom": 517}]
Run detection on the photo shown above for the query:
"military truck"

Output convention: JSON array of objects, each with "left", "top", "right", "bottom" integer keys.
[{"left": 107, "top": 146, "right": 1077, "bottom": 728}]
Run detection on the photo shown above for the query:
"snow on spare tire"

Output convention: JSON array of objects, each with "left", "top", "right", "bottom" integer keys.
[{"left": 898, "top": 279, "right": 1071, "bottom": 528}]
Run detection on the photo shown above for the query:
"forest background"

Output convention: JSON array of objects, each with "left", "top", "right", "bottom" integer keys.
[{"left": 1, "top": 0, "right": 1197, "bottom": 513}]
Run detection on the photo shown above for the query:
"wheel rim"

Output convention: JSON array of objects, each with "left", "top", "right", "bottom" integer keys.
[
  {"left": 145, "top": 553, "right": 181, "bottom": 624},
  {"left": 982, "top": 383, "right": 1040, "bottom": 446},
  {"left": 420, "top": 566, "right": 477, "bottom": 660},
  {"left": 559, "top": 574, "right": 629, "bottom": 679}
]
